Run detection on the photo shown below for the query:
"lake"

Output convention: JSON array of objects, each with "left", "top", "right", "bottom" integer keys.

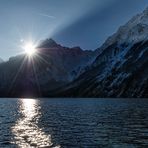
[{"left": 0, "top": 98, "right": 148, "bottom": 147}]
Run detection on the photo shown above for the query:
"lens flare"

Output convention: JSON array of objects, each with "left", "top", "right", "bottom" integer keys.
[{"left": 23, "top": 42, "right": 36, "bottom": 56}]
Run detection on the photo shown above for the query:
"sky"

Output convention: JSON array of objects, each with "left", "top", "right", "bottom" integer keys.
[{"left": 0, "top": 0, "right": 148, "bottom": 60}]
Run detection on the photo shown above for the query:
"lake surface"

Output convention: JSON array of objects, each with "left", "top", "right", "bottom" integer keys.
[{"left": 0, "top": 98, "right": 148, "bottom": 148}]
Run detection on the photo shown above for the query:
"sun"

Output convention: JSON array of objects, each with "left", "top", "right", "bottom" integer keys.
[{"left": 23, "top": 42, "right": 36, "bottom": 56}]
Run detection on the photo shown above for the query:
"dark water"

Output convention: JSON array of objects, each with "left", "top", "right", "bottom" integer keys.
[{"left": 0, "top": 98, "right": 148, "bottom": 148}]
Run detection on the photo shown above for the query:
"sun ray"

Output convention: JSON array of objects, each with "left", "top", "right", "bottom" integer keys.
[{"left": 36, "top": 54, "right": 51, "bottom": 65}]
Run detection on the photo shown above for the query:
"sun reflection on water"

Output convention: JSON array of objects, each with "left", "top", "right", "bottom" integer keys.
[
  {"left": 22, "top": 99, "right": 38, "bottom": 119},
  {"left": 11, "top": 99, "right": 60, "bottom": 148}
]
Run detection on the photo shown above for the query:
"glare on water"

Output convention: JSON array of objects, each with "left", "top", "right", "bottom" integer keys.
[{"left": 11, "top": 99, "right": 60, "bottom": 148}]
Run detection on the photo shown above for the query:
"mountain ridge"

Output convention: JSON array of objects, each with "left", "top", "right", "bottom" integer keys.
[
  {"left": 54, "top": 7, "right": 148, "bottom": 98},
  {"left": 0, "top": 39, "right": 94, "bottom": 97}
]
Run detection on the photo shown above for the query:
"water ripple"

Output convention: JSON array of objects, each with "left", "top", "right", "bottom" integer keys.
[{"left": 0, "top": 98, "right": 148, "bottom": 147}]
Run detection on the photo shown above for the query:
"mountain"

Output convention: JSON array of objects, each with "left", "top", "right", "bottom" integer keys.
[
  {"left": 0, "top": 8, "right": 148, "bottom": 98},
  {"left": 0, "top": 39, "right": 94, "bottom": 97},
  {"left": 56, "top": 7, "right": 148, "bottom": 98},
  {"left": 38, "top": 38, "right": 62, "bottom": 48}
]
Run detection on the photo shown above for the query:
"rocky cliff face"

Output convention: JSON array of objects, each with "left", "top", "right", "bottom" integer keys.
[{"left": 57, "top": 7, "right": 148, "bottom": 98}]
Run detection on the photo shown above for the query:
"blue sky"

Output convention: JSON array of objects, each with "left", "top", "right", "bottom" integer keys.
[{"left": 0, "top": 0, "right": 147, "bottom": 60}]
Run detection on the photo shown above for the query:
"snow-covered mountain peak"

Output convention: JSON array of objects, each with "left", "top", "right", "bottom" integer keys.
[
  {"left": 101, "top": 7, "right": 148, "bottom": 50},
  {"left": 143, "top": 6, "right": 148, "bottom": 15},
  {"left": 127, "top": 7, "right": 148, "bottom": 26}
]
